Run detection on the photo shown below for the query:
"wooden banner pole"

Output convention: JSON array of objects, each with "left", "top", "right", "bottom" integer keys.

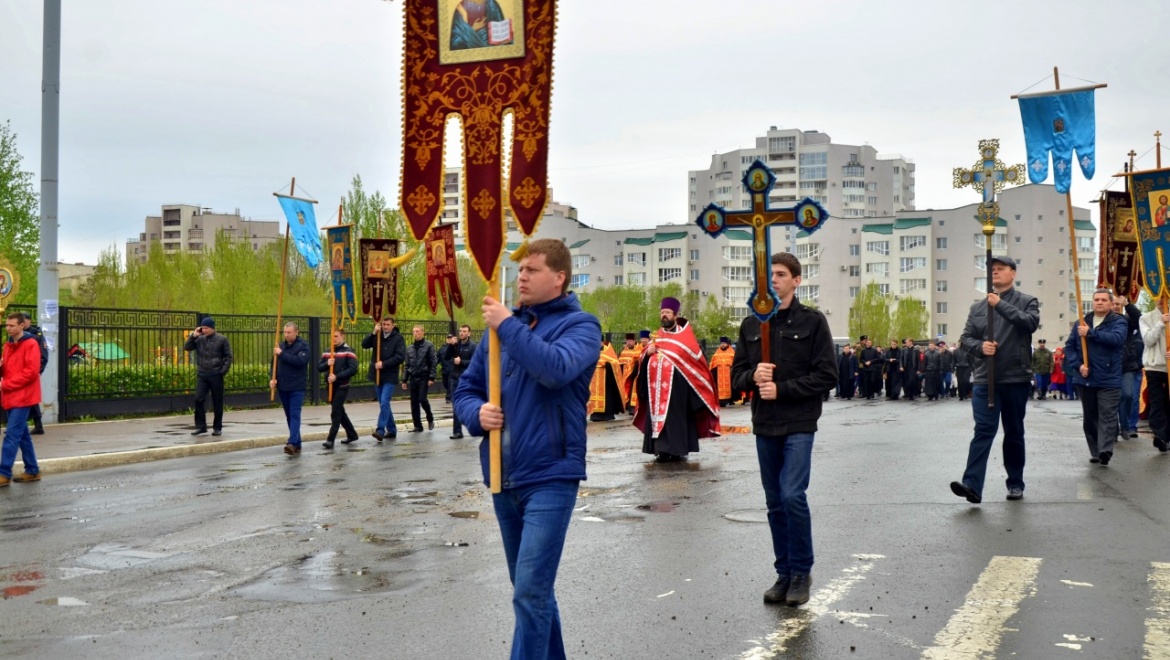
[
  {"left": 270, "top": 176, "right": 295, "bottom": 402},
  {"left": 488, "top": 273, "right": 502, "bottom": 494}
]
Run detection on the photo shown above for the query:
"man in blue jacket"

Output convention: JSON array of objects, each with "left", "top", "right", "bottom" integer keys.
[
  {"left": 452, "top": 238, "right": 599, "bottom": 660},
  {"left": 1064, "top": 288, "right": 1129, "bottom": 466},
  {"left": 270, "top": 322, "right": 310, "bottom": 456}
]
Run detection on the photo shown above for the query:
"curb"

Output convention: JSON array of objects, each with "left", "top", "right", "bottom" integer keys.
[{"left": 37, "top": 418, "right": 456, "bottom": 475}]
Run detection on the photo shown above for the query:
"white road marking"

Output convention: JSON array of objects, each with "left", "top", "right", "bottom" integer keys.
[
  {"left": 921, "top": 555, "right": 1042, "bottom": 660},
  {"left": 1060, "top": 580, "right": 1093, "bottom": 588},
  {"left": 1144, "top": 562, "right": 1170, "bottom": 659},
  {"left": 657, "top": 590, "right": 674, "bottom": 598},
  {"left": 740, "top": 554, "right": 886, "bottom": 659},
  {"left": 1055, "top": 642, "right": 1082, "bottom": 650},
  {"left": 579, "top": 516, "right": 605, "bottom": 523}
]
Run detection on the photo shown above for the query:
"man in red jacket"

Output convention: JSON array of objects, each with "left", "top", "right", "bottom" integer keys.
[{"left": 0, "top": 311, "right": 42, "bottom": 485}]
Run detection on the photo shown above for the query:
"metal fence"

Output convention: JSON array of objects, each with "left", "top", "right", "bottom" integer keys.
[{"left": 55, "top": 306, "right": 466, "bottom": 420}]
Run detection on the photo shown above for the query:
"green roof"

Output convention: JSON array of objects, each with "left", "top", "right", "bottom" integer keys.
[
  {"left": 454, "top": 242, "right": 524, "bottom": 252},
  {"left": 1074, "top": 220, "right": 1096, "bottom": 231},
  {"left": 861, "top": 223, "right": 894, "bottom": 235},
  {"left": 623, "top": 237, "right": 654, "bottom": 246},
  {"left": 893, "top": 217, "right": 931, "bottom": 229},
  {"left": 78, "top": 342, "right": 130, "bottom": 360},
  {"left": 569, "top": 238, "right": 590, "bottom": 249},
  {"left": 795, "top": 230, "right": 810, "bottom": 238},
  {"left": 654, "top": 231, "right": 688, "bottom": 242},
  {"left": 725, "top": 229, "right": 753, "bottom": 241}
]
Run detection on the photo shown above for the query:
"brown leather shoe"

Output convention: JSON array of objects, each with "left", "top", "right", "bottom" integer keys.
[
  {"left": 12, "top": 473, "right": 40, "bottom": 483},
  {"left": 0, "top": 476, "right": 9, "bottom": 487}
]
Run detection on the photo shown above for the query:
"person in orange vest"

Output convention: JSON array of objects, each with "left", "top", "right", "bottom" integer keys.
[
  {"left": 616, "top": 332, "right": 643, "bottom": 413},
  {"left": 589, "top": 337, "right": 625, "bottom": 421},
  {"left": 709, "top": 336, "right": 736, "bottom": 406},
  {"left": 0, "top": 311, "right": 42, "bottom": 485}
]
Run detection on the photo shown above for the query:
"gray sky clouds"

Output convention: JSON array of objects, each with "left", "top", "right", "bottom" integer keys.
[{"left": 2, "top": 0, "right": 1164, "bottom": 264}]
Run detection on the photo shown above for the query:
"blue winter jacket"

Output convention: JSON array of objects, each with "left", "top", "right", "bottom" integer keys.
[
  {"left": 274, "top": 336, "right": 311, "bottom": 392},
  {"left": 452, "top": 292, "right": 600, "bottom": 489},
  {"left": 1063, "top": 311, "right": 1128, "bottom": 389}
]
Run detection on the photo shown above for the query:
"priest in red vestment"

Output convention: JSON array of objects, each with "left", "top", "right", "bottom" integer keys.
[{"left": 634, "top": 297, "right": 721, "bottom": 462}]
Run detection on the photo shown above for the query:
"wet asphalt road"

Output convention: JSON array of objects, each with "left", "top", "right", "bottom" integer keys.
[{"left": 1, "top": 396, "right": 1169, "bottom": 659}]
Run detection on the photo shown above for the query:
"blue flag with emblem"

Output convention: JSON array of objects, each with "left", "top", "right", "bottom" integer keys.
[
  {"left": 275, "top": 195, "right": 323, "bottom": 268},
  {"left": 1017, "top": 89, "right": 1096, "bottom": 194}
]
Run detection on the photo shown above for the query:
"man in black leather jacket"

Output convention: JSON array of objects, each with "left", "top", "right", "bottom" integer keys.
[{"left": 950, "top": 256, "right": 1040, "bottom": 504}]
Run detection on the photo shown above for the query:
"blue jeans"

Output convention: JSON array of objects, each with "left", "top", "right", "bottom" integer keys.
[
  {"left": 374, "top": 382, "right": 398, "bottom": 437},
  {"left": 1119, "top": 371, "right": 1142, "bottom": 432},
  {"left": 493, "top": 479, "right": 580, "bottom": 660},
  {"left": 961, "top": 383, "right": 1029, "bottom": 497},
  {"left": 756, "top": 433, "right": 814, "bottom": 577},
  {"left": 1, "top": 406, "right": 39, "bottom": 479},
  {"left": 278, "top": 390, "right": 305, "bottom": 448}
]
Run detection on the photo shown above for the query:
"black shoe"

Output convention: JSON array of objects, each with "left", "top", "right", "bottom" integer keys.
[
  {"left": 785, "top": 574, "right": 811, "bottom": 606},
  {"left": 950, "top": 481, "right": 981, "bottom": 504},
  {"left": 1090, "top": 457, "right": 1100, "bottom": 464},
  {"left": 428, "top": 421, "right": 435, "bottom": 430},
  {"left": 763, "top": 576, "right": 791, "bottom": 604},
  {"left": 1129, "top": 431, "right": 1139, "bottom": 439},
  {"left": 30, "top": 426, "right": 44, "bottom": 435},
  {"left": 212, "top": 429, "right": 222, "bottom": 436},
  {"left": 340, "top": 436, "right": 359, "bottom": 444},
  {"left": 1006, "top": 488, "right": 1024, "bottom": 500},
  {"left": 408, "top": 427, "right": 424, "bottom": 433},
  {"left": 192, "top": 428, "right": 208, "bottom": 436},
  {"left": 322, "top": 441, "right": 335, "bottom": 449},
  {"left": 372, "top": 431, "right": 385, "bottom": 442},
  {"left": 1099, "top": 451, "right": 1112, "bottom": 466},
  {"left": 450, "top": 433, "right": 464, "bottom": 439},
  {"left": 384, "top": 433, "right": 397, "bottom": 441},
  {"left": 1155, "top": 438, "right": 1168, "bottom": 452}
]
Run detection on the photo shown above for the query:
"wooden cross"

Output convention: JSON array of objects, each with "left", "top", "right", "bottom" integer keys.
[{"left": 694, "top": 160, "right": 828, "bottom": 322}]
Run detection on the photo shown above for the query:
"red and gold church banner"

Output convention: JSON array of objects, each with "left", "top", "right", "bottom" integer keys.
[
  {"left": 400, "top": 0, "right": 556, "bottom": 281},
  {"left": 426, "top": 223, "right": 464, "bottom": 315},
  {"left": 1099, "top": 190, "right": 1142, "bottom": 301},
  {"left": 359, "top": 238, "right": 400, "bottom": 321}
]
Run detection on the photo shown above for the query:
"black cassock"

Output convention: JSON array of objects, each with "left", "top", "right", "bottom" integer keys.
[
  {"left": 590, "top": 365, "right": 626, "bottom": 421},
  {"left": 637, "top": 366, "right": 702, "bottom": 458},
  {"left": 837, "top": 353, "right": 857, "bottom": 399}
]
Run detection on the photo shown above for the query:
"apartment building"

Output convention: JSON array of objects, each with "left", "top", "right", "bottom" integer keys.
[{"left": 126, "top": 204, "right": 281, "bottom": 263}]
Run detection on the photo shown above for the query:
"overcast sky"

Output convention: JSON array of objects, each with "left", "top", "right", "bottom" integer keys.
[{"left": 2, "top": 0, "right": 1164, "bottom": 265}]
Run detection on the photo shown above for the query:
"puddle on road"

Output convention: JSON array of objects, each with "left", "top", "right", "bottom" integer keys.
[
  {"left": 233, "top": 550, "right": 402, "bottom": 603},
  {"left": 448, "top": 511, "right": 480, "bottom": 519},
  {"left": 76, "top": 544, "right": 174, "bottom": 570},
  {"left": 636, "top": 502, "right": 677, "bottom": 513},
  {"left": 1, "top": 514, "right": 45, "bottom": 532},
  {"left": 38, "top": 597, "right": 87, "bottom": 606}
]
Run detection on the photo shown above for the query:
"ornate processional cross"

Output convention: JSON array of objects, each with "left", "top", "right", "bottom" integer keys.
[{"left": 695, "top": 160, "right": 829, "bottom": 322}]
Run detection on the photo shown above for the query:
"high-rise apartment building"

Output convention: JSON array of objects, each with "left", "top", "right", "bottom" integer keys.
[{"left": 126, "top": 204, "right": 281, "bottom": 263}]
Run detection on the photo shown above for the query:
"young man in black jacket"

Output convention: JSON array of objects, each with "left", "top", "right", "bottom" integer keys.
[
  {"left": 361, "top": 317, "right": 406, "bottom": 442},
  {"left": 319, "top": 328, "right": 359, "bottom": 449},
  {"left": 183, "top": 317, "right": 233, "bottom": 436},
  {"left": 270, "top": 322, "right": 310, "bottom": 455},
  {"left": 443, "top": 324, "right": 477, "bottom": 439},
  {"left": 20, "top": 313, "right": 47, "bottom": 434},
  {"left": 731, "top": 252, "right": 837, "bottom": 608},
  {"left": 402, "top": 325, "right": 438, "bottom": 432}
]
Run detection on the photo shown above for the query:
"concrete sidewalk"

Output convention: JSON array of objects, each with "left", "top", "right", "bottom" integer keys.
[{"left": 26, "top": 397, "right": 459, "bottom": 475}]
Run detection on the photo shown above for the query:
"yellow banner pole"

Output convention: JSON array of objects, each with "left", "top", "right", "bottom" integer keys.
[{"left": 488, "top": 274, "right": 502, "bottom": 494}]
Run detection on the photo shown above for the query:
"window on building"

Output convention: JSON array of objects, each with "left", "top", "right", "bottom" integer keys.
[
  {"left": 849, "top": 286, "right": 860, "bottom": 298},
  {"left": 1037, "top": 280, "right": 1043, "bottom": 287},
  {"left": 937, "top": 324, "right": 948, "bottom": 336},
  {"left": 866, "top": 262, "right": 890, "bottom": 277},
  {"left": 628, "top": 272, "right": 646, "bottom": 286},
  {"left": 1077, "top": 237, "right": 1095, "bottom": 251},
  {"left": 936, "top": 237, "right": 948, "bottom": 249},
  {"left": 849, "top": 265, "right": 861, "bottom": 277},
  {"left": 1015, "top": 236, "right": 1022, "bottom": 243},
  {"left": 613, "top": 275, "right": 623, "bottom": 286},
  {"left": 974, "top": 255, "right": 987, "bottom": 271},
  {"left": 659, "top": 247, "right": 681, "bottom": 261},
  {"left": 936, "top": 259, "right": 948, "bottom": 271},
  {"left": 723, "top": 286, "right": 751, "bottom": 304},
  {"left": 722, "top": 245, "right": 752, "bottom": 261},
  {"left": 878, "top": 283, "right": 890, "bottom": 295},
  {"left": 795, "top": 243, "right": 820, "bottom": 261},
  {"left": 570, "top": 274, "right": 590, "bottom": 289},
  {"left": 937, "top": 280, "right": 948, "bottom": 292},
  {"left": 975, "top": 277, "right": 990, "bottom": 292},
  {"left": 974, "top": 234, "right": 1007, "bottom": 250},
  {"left": 627, "top": 252, "right": 646, "bottom": 267},
  {"left": 899, "top": 235, "right": 926, "bottom": 251},
  {"left": 1079, "top": 258, "right": 1095, "bottom": 273},
  {"left": 899, "top": 257, "right": 926, "bottom": 273},
  {"left": 690, "top": 269, "right": 699, "bottom": 281},
  {"left": 796, "top": 284, "right": 820, "bottom": 301},
  {"left": 614, "top": 253, "right": 623, "bottom": 266},
  {"left": 866, "top": 240, "right": 890, "bottom": 256},
  {"left": 658, "top": 268, "right": 682, "bottom": 283},
  {"left": 849, "top": 245, "right": 860, "bottom": 256},
  {"left": 937, "top": 302, "right": 948, "bottom": 314},
  {"left": 868, "top": 196, "right": 878, "bottom": 205},
  {"left": 722, "top": 266, "right": 753, "bottom": 281},
  {"left": 900, "top": 279, "right": 927, "bottom": 294},
  {"left": 689, "top": 249, "right": 700, "bottom": 261},
  {"left": 804, "top": 264, "right": 820, "bottom": 279},
  {"left": 572, "top": 255, "right": 590, "bottom": 270}
]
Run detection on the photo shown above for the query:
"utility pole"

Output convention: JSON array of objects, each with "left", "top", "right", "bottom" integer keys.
[{"left": 39, "top": 0, "right": 62, "bottom": 423}]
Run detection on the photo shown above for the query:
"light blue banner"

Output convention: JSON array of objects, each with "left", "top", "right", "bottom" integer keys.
[
  {"left": 1018, "top": 89, "right": 1096, "bottom": 194},
  {"left": 275, "top": 195, "right": 323, "bottom": 268}
]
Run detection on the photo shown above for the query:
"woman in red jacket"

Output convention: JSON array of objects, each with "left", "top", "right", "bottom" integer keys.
[
  {"left": 1050, "top": 346, "right": 1068, "bottom": 400},
  {"left": 0, "top": 311, "right": 42, "bottom": 485}
]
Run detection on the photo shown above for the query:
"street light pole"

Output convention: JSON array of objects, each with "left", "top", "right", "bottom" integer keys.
[{"left": 39, "top": 0, "right": 62, "bottom": 423}]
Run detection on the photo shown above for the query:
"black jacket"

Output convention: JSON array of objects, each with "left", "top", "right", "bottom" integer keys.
[
  {"left": 25, "top": 324, "right": 48, "bottom": 374},
  {"left": 939, "top": 349, "right": 954, "bottom": 372},
  {"left": 923, "top": 349, "right": 941, "bottom": 372},
  {"left": 1121, "top": 303, "right": 1144, "bottom": 373},
  {"left": 858, "top": 345, "right": 881, "bottom": 372},
  {"left": 444, "top": 338, "right": 478, "bottom": 379},
  {"left": 959, "top": 286, "right": 1041, "bottom": 385},
  {"left": 183, "top": 331, "right": 234, "bottom": 376},
  {"left": 274, "top": 336, "right": 311, "bottom": 392},
  {"left": 953, "top": 346, "right": 971, "bottom": 369},
  {"left": 361, "top": 327, "right": 406, "bottom": 383},
  {"left": 403, "top": 339, "right": 438, "bottom": 382},
  {"left": 318, "top": 342, "right": 358, "bottom": 389},
  {"left": 730, "top": 301, "right": 838, "bottom": 437},
  {"left": 899, "top": 344, "right": 920, "bottom": 374}
]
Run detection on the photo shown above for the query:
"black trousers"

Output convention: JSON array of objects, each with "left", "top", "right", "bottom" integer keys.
[
  {"left": 194, "top": 372, "right": 224, "bottom": 431},
  {"left": 1148, "top": 371, "right": 1170, "bottom": 447},
  {"left": 449, "top": 375, "right": 463, "bottom": 433},
  {"left": 409, "top": 379, "right": 433, "bottom": 430},
  {"left": 328, "top": 385, "right": 357, "bottom": 441}
]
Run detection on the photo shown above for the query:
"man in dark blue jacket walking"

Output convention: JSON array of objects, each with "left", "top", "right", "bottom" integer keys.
[
  {"left": 270, "top": 322, "right": 310, "bottom": 455},
  {"left": 452, "top": 239, "right": 599, "bottom": 660},
  {"left": 1064, "top": 288, "right": 1129, "bottom": 466}
]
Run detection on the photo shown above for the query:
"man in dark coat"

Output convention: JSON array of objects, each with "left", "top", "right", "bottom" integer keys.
[
  {"left": 402, "top": 325, "right": 438, "bottom": 432},
  {"left": 440, "top": 333, "right": 457, "bottom": 402},
  {"left": 443, "top": 324, "right": 477, "bottom": 438},
  {"left": 269, "top": 321, "right": 310, "bottom": 455},
  {"left": 1114, "top": 295, "right": 1143, "bottom": 438},
  {"left": 1064, "top": 289, "right": 1129, "bottom": 465},
  {"left": 319, "top": 328, "right": 359, "bottom": 449},
  {"left": 953, "top": 341, "right": 973, "bottom": 401},
  {"left": 857, "top": 336, "right": 880, "bottom": 400},
  {"left": 362, "top": 317, "right": 407, "bottom": 442},
  {"left": 899, "top": 338, "right": 921, "bottom": 400},
  {"left": 19, "top": 313, "right": 47, "bottom": 435},
  {"left": 923, "top": 340, "right": 942, "bottom": 400},
  {"left": 183, "top": 317, "right": 233, "bottom": 436},
  {"left": 939, "top": 341, "right": 955, "bottom": 398},
  {"left": 837, "top": 344, "right": 857, "bottom": 399},
  {"left": 885, "top": 340, "right": 901, "bottom": 400}
]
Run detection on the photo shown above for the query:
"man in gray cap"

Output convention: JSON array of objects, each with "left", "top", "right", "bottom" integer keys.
[
  {"left": 951, "top": 256, "right": 1039, "bottom": 503},
  {"left": 183, "top": 317, "right": 234, "bottom": 436}
]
